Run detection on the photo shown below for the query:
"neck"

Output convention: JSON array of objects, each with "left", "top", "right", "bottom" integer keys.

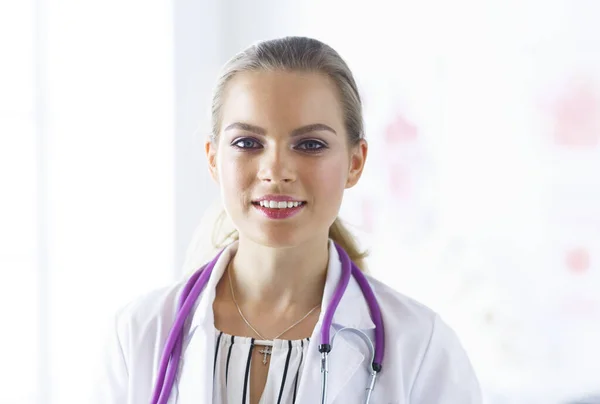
[{"left": 227, "top": 234, "right": 330, "bottom": 312}]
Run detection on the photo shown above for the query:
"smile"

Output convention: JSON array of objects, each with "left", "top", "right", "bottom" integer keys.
[
  {"left": 251, "top": 199, "right": 306, "bottom": 219},
  {"left": 254, "top": 200, "right": 305, "bottom": 209}
]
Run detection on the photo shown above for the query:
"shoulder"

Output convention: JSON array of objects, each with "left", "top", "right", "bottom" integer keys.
[
  {"left": 365, "top": 275, "right": 482, "bottom": 401},
  {"left": 94, "top": 277, "right": 193, "bottom": 402},
  {"left": 365, "top": 274, "right": 438, "bottom": 334},
  {"left": 113, "top": 278, "right": 188, "bottom": 347},
  {"left": 365, "top": 273, "right": 467, "bottom": 351}
]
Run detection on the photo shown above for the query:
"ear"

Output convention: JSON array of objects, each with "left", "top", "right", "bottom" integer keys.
[
  {"left": 205, "top": 138, "right": 219, "bottom": 183},
  {"left": 345, "top": 139, "right": 368, "bottom": 189}
]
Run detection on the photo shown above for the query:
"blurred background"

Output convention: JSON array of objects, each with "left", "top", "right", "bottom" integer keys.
[{"left": 1, "top": 0, "right": 599, "bottom": 402}]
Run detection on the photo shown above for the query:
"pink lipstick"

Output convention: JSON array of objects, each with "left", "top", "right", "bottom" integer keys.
[{"left": 252, "top": 195, "right": 306, "bottom": 220}]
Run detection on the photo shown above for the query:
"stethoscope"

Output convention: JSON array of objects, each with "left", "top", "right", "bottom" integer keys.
[{"left": 150, "top": 242, "right": 385, "bottom": 404}]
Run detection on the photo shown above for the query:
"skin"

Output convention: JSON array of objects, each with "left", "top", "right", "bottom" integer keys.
[{"left": 205, "top": 69, "right": 367, "bottom": 403}]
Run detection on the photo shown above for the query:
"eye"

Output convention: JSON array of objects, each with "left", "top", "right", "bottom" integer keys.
[
  {"left": 296, "top": 139, "right": 327, "bottom": 152},
  {"left": 232, "top": 137, "right": 262, "bottom": 150}
]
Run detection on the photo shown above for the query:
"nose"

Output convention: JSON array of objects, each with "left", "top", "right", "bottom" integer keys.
[{"left": 257, "top": 146, "right": 296, "bottom": 184}]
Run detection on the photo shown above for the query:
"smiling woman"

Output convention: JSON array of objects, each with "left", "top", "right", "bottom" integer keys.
[
  {"left": 206, "top": 68, "right": 365, "bottom": 257},
  {"left": 96, "top": 37, "right": 482, "bottom": 404}
]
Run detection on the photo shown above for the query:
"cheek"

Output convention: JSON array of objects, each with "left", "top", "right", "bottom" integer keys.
[
  {"left": 307, "top": 154, "right": 349, "bottom": 196},
  {"left": 217, "top": 151, "right": 254, "bottom": 200}
]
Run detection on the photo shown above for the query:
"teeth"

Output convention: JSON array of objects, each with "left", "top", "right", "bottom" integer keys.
[{"left": 258, "top": 200, "right": 303, "bottom": 209}]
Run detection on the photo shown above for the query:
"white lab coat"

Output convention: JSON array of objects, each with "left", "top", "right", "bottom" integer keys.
[{"left": 94, "top": 240, "right": 482, "bottom": 403}]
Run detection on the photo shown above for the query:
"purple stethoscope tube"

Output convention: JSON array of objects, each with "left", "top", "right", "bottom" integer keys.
[{"left": 150, "top": 243, "right": 385, "bottom": 404}]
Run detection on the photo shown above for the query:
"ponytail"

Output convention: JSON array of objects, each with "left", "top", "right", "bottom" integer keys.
[{"left": 328, "top": 217, "right": 369, "bottom": 271}]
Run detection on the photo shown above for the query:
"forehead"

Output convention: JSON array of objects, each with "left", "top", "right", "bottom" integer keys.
[{"left": 220, "top": 70, "right": 344, "bottom": 131}]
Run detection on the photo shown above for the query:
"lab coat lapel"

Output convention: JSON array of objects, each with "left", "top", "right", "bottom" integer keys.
[
  {"left": 172, "top": 242, "right": 239, "bottom": 404},
  {"left": 295, "top": 241, "right": 376, "bottom": 404},
  {"left": 174, "top": 321, "right": 215, "bottom": 403}
]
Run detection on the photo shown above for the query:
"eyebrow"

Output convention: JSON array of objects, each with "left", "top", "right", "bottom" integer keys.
[{"left": 224, "top": 122, "right": 337, "bottom": 136}]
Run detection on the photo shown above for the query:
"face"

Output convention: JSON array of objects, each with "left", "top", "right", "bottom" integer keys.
[{"left": 206, "top": 70, "right": 367, "bottom": 248}]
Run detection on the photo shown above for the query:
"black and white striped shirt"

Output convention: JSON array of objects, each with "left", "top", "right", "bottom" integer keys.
[{"left": 212, "top": 328, "right": 310, "bottom": 404}]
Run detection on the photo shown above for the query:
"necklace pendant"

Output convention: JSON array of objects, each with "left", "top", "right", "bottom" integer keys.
[{"left": 258, "top": 346, "right": 272, "bottom": 365}]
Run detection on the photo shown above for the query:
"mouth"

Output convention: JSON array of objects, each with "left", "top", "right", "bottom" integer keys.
[
  {"left": 251, "top": 198, "right": 307, "bottom": 219},
  {"left": 251, "top": 200, "right": 307, "bottom": 209}
]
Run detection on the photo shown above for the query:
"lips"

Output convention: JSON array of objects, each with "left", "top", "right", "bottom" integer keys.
[
  {"left": 254, "top": 200, "right": 305, "bottom": 209},
  {"left": 251, "top": 195, "right": 306, "bottom": 219},
  {"left": 253, "top": 194, "right": 304, "bottom": 201}
]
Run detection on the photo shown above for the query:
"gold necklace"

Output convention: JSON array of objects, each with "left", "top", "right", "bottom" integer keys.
[{"left": 227, "top": 267, "right": 320, "bottom": 341}]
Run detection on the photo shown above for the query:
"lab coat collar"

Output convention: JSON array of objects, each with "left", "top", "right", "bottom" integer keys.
[
  {"left": 320, "top": 239, "right": 376, "bottom": 331},
  {"left": 187, "top": 239, "right": 376, "bottom": 332},
  {"left": 296, "top": 240, "right": 376, "bottom": 403}
]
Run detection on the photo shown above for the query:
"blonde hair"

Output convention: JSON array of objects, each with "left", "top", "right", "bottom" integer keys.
[{"left": 208, "top": 36, "right": 368, "bottom": 271}]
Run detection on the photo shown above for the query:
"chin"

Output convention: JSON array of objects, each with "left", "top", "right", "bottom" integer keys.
[{"left": 240, "top": 224, "right": 316, "bottom": 250}]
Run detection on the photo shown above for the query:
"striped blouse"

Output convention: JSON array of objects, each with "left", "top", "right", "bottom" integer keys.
[{"left": 212, "top": 328, "right": 310, "bottom": 404}]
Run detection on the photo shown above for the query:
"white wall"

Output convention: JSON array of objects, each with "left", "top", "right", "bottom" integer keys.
[
  {"left": 0, "top": 2, "right": 37, "bottom": 403},
  {"left": 172, "top": 0, "right": 222, "bottom": 277},
  {"left": 7, "top": 1, "right": 179, "bottom": 402}
]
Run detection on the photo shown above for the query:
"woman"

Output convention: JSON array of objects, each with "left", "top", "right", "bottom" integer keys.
[{"left": 96, "top": 36, "right": 482, "bottom": 403}]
